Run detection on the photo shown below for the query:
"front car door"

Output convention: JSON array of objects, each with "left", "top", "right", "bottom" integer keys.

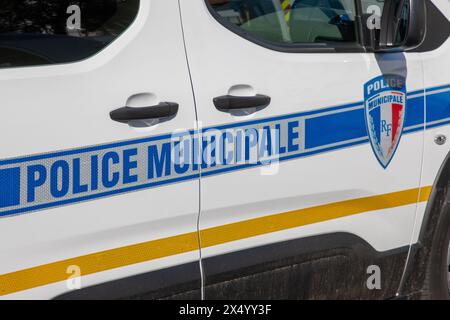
[
  {"left": 0, "top": 0, "right": 200, "bottom": 299},
  {"left": 180, "top": 0, "right": 426, "bottom": 299}
]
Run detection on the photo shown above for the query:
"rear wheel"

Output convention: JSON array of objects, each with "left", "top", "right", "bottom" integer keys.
[
  {"left": 447, "top": 240, "right": 450, "bottom": 294},
  {"left": 422, "top": 209, "right": 450, "bottom": 300}
]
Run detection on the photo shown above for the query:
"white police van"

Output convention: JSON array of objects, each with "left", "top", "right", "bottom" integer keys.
[{"left": 0, "top": 0, "right": 449, "bottom": 300}]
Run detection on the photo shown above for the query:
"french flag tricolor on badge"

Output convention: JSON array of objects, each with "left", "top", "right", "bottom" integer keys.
[{"left": 364, "top": 75, "right": 407, "bottom": 169}]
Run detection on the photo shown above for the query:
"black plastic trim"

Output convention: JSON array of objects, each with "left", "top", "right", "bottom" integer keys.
[
  {"left": 110, "top": 102, "right": 179, "bottom": 124},
  {"left": 214, "top": 94, "right": 271, "bottom": 112},
  {"left": 202, "top": 233, "right": 409, "bottom": 300},
  {"left": 412, "top": 0, "right": 450, "bottom": 53},
  {"left": 53, "top": 261, "right": 201, "bottom": 300},
  {"left": 53, "top": 232, "right": 409, "bottom": 300}
]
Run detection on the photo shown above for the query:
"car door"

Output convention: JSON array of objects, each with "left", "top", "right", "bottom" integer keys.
[
  {"left": 180, "top": 0, "right": 426, "bottom": 299},
  {"left": 0, "top": 0, "right": 200, "bottom": 299}
]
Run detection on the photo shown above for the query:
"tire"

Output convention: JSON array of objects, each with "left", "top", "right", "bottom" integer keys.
[{"left": 422, "top": 203, "right": 450, "bottom": 300}]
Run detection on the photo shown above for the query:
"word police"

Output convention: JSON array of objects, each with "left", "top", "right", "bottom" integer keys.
[{"left": 365, "top": 76, "right": 405, "bottom": 96}]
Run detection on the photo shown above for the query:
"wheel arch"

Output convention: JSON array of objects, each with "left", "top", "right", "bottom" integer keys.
[{"left": 399, "top": 148, "right": 450, "bottom": 298}]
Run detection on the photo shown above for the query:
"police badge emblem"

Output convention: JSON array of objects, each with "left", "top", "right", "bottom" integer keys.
[{"left": 364, "top": 75, "right": 407, "bottom": 169}]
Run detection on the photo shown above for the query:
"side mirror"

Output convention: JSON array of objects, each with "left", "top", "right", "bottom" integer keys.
[{"left": 365, "top": 0, "right": 427, "bottom": 52}]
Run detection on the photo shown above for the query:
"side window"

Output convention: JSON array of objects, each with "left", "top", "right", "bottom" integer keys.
[
  {"left": 361, "top": 0, "right": 409, "bottom": 46},
  {"left": 207, "top": 0, "right": 358, "bottom": 46},
  {"left": 0, "top": 0, "right": 140, "bottom": 69}
]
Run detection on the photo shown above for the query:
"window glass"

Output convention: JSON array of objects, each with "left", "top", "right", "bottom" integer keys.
[
  {"left": 207, "top": 0, "right": 358, "bottom": 46},
  {"left": 361, "top": 0, "right": 384, "bottom": 15},
  {"left": 0, "top": 0, "right": 140, "bottom": 68},
  {"left": 361, "top": 0, "right": 409, "bottom": 46},
  {"left": 395, "top": 1, "right": 409, "bottom": 45}
]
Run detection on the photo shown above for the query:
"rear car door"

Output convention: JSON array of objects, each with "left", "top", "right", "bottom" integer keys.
[
  {"left": 180, "top": 0, "right": 426, "bottom": 299},
  {"left": 0, "top": 0, "right": 200, "bottom": 299}
]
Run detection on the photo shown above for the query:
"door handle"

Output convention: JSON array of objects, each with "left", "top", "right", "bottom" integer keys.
[
  {"left": 213, "top": 94, "right": 271, "bottom": 112},
  {"left": 110, "top": 102, "right": 179, "bottom": 124}
]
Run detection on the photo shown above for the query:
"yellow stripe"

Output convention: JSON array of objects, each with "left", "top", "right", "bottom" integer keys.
[
  {"left": 201, "top": 186, "right": 432, "bottom": 248},
  {"left": 0, "top": 186, "right": 432, "bottom": 296},
  {"left": 0, "top": 233, "right": 199, "bottom": 296}
]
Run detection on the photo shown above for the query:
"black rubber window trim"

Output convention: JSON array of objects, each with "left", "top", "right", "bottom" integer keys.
[
  {"left": 203, "top": 0, "right": 367, "bottom": 53},
  {"left": 411, "top": 0, "right": 450, "bottom": 53}
]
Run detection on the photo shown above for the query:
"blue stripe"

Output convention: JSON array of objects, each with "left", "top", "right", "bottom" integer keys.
[
  {"left": 426, "top": 84, "right": 450, "bottom": 93},
  {"left": 407, "top": 89, "right": 425, "bottom": 96},
  {"left": 0, "top": 173, "right": 201, "bottom": 218},
  {"left": 0, "top": 83, "right": 449, "bottom": 218},
  {"left": 427, "top": 119, "right": 450, "bottom": 130},
  {"left": 0, "top": 87, "right": 440, "bottom": 167},
  {"left": 426, "top": 90, "right": 450, "bottom": 124},
  {"left": 405, "top": 96, "right": 425, "bottom": 127},
  {"left": 305, "top": 108, "right": 366, "bottom": 149},
  {"left": 304, "top": 94, "right": 427, "bottom": 149},
  {"left": 0, "top": 168, "right": 20, "bottom": 208}
]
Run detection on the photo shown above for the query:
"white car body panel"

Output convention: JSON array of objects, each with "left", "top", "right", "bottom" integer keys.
[
  {"left": 0, "top": 0, "right": 449, "bottom": 300},
  {"left": 179, "top": 0, "right": 424, "bottom": 258},
  {"left": 0, "top": 0, "right": 200, "bottom": 299}
]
